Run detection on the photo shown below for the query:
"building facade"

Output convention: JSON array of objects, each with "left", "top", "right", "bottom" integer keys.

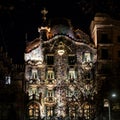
[
  {"left": 24, "top": 9, "right": 98, "bottom": 120},
  {"left": 21, "top": 10, "right": 119, "bottom": 120}
]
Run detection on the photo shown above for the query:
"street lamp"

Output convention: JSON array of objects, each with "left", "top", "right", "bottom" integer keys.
[
  {"left": 104, "top": 93, "right": 117, "bottom": 120},
  {"left": 111, "top": 93, "right": 116, "bottom": 98}
]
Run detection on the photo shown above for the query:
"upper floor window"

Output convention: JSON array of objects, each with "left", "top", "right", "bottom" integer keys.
[
  {"left": 82, "top": 52, "right": 92, "bottom": 62},
  {"left": 101, "top": 49, "right": 109, "bottom": 59},
  {"left": 68, "top": 55, "right": 76, "bottom": 65},
  {"left": 100, "top": 63, "right": 111, "bottom": 74},
  {"left": 100, "top": 33, "right": 111, "bottom": 43},
  {"left": 117, "top": 36, "right": 120, "bottom": 43},
  {"left": 46, "top": 55, "right": 54, "bottom": 65}
]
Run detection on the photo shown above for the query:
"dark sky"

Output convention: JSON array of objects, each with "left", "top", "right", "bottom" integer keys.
[{"left": 0, "top": 0, "right": 120, "bottom": 64}]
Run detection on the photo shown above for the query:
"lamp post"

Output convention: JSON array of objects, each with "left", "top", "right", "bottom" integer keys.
[
  {"left": 108, "top": 100, "right": 111, "bottom": 120},
  {"left": 104, "top": 93, "right": 117, "bottom": 120},
  {"left": 104, "top": 98, "right": 111, "bottom": 120},
  {"left": 110, "top": 93, "right": 117, "bottom": 120}
]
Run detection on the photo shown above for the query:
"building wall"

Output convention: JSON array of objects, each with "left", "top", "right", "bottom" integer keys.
[
  {"left": 90, "top": 13, "right": 120, "bottom": 120},
  {"left": 24, "top": 18, "right": 97, "bottom": 120},
  {"left": 0, "top": 46, "right": 25, "bottom": 120}
]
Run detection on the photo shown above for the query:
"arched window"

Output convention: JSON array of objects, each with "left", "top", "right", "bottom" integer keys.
[
  {"left": 28, "top": 102, "right": 40, "bottom": 120},
  {"left": 82, "top": 52, "right": 92, "bottom": 62}
]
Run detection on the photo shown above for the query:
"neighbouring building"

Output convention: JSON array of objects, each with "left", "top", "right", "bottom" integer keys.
[
  {"left": 90, "top": 13, "right": 120, "bottom": 120},
  {"left": 0, "top": 46, "right": 25, "bottom": 120}
]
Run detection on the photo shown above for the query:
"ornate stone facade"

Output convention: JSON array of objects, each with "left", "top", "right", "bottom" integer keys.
[{"left": 24, "top": 11, "right": 97, "bottom": 120}]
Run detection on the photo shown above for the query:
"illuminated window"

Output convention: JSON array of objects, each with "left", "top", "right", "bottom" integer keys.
[
  {"left": 46, "top": 107, "right": 53, "bottom": 117},
  {"left": 83, "top": 103, "right": 91, "bottom": 120},
  {"left": 5, "top": 76, "right": 11, "bottom": 84},
  {"left": 68, "top": 68, "right": 76, "bottom": 79},
  {"left": 28, "top": 103, "right": 40, "bottom": 120},
  {"left": 32, "top": 69, "right": 38, "bottom": 79},
  {"left": 83, "top": 52, "right": 91, "bottom": 62},
  {"left": 47, "top": 70, "right": 54, "bottom": 79}
]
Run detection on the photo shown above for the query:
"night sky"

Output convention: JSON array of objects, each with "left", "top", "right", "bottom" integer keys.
[{"left": 0, "top": 0, "right": 120, "bottom": 64}]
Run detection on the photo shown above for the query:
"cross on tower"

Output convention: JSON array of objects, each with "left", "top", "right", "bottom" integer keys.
[{"left": 41, "top": 8, "right": 48, "bottom": 21}]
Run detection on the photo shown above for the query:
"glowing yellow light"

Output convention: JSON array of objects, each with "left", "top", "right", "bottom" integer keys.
[
  {"left": 57, "top": 42, "right": 65, "bottom": 56},
  {"left": 57, "top": 49, "right": 65, "bottom": 56}
]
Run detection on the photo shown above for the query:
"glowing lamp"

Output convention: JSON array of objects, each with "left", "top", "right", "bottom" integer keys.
[
  {"left": 57, "top": 49, "right": 65, "bottom": 56},
  {"left": 57, "top": 42, "right": 65, "bottom": 56}
]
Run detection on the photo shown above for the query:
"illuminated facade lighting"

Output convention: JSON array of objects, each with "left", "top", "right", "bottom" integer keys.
[{"left": 24, "top": 9, "right": 98, "bottom": 120}]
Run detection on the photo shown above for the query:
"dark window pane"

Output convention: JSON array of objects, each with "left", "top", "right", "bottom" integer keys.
[
  {"left": 68, "top": 55, "right": 76, "bottom": 65},
  {"left": 100, "top": 34, "right": 111, "bottom": 43},
  {"left": 117, "top": 36, "right": 120, "bottom": 43},
  {"left": 47, "top": 55, "right": 54, "bottom": 65},
  {"left": 101, "top": 49, "right": 108, "bottom": 59},
  {"left": 118, "top": 51, "right": 120, "bottom": 57}
]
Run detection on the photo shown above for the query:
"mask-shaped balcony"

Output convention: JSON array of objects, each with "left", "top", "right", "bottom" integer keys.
[
  {"left": 28, "top": 79, "right": 40, "bottom": 88},
  {"left": 44, "top": 96, "right": 57, "bottom": 107},
  {"left": 45, "top": 79, "right": 57, "bottom": 90},
  {"left": 82, "top": 62, "right": 93, "bottom": 70}
]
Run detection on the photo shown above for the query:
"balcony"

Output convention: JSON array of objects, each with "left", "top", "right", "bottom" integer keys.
[
  {"left": 28, "top": 79, "right": 40, "bottom": 88},
  {"left": 45, "top": 79, "right": 57, "bottom": 90},
  {"left": 44, "top": 96, "right": 57, "bottom": 107},
  {"left": 82, "top": 62, "right": 93, "bottom": 70}
]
